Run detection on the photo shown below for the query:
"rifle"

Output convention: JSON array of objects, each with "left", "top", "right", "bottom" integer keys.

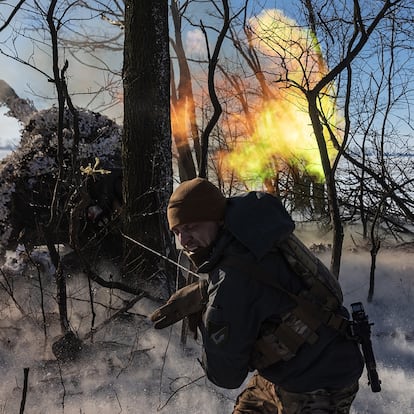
[{"left": 350, "top": 302, "right": 381, "bottom": 392}]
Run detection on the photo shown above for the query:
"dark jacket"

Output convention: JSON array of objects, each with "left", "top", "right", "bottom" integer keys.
[{"left": 196, "top": 191, "right": 364, "bottom": 392}]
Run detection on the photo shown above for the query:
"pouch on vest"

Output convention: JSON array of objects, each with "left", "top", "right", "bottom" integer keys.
[{"left": 221, "top": 233, "right": 349, "bottom": 370}]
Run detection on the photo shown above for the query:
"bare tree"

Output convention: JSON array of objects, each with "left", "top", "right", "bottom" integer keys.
[
  {"left": 170, "top": 0, "right": 199, "bottom": 181},
  {"left": 122, "top": 0, "right": 173, "bottom": 283}
]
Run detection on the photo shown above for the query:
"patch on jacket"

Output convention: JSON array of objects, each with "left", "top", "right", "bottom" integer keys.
[{"left": 207, "top": 321, "right": 229, "bottom": 346}]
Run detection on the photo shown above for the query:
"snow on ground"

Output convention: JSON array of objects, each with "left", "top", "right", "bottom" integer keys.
[{"left": 0, "top": 236, "right": 413, "bottom": 413}]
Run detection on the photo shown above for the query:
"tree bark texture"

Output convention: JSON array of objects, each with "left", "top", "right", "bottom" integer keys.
[{"left": 122, "top": 0, "right": 173, "bottom": 280}]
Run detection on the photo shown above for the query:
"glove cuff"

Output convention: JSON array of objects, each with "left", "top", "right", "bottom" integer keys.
[{"left": 199, "top": 278, "right": 208, "bottom": 305}]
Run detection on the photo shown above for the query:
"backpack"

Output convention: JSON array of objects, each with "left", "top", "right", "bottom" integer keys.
[
  {"left": 279, "top": 233, "right": 343, "bottom": 311},
  {"left": 221, "top": 233, "right": 350, "bottom": 370}
]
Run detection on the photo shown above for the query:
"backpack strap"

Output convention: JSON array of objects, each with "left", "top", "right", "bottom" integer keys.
[
  {"left": 278, "top": 234, "right": 343, "bottom": 309},
  {"left": 220, "top": 254, "right": 348, "bottom": 333},
  {"left": 219, "top": 251, "right": 350, "bottom": 369}
]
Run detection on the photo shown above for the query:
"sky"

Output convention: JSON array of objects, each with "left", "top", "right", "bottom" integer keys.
[
  {"left": 0, "top": 1, "right": 125, "bottom": 128},
  {"left": 0, "top": 107, "right": 21, "bottom": 151},
  {"left": 0, "top": 226, "right": 413, "bottom": 413}
]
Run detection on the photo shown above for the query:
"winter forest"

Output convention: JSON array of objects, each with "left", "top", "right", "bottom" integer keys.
[{"left": 0, "top": 1, "right": 413, "bottom": 413}]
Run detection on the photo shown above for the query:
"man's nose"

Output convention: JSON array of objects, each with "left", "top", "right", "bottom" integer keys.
[{"left": 178, "top": 231, "right": 191, "bottom": 247}]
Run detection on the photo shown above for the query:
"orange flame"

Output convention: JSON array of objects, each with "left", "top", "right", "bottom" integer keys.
[{"left": 171, "top": 99, "right": 191, "bottom": 145}]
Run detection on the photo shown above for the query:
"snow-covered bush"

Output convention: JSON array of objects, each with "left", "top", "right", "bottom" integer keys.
[{"left": 0, "top": 106, "right": 122, "bottom": 253}]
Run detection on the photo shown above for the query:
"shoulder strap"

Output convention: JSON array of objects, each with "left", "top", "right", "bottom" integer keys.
[
  {"left": 278, "top": 234, "right": 343, "bottom": 310},
  {"left": 219, "top": 252, "right": 349, "bottom": 336},
  {"left": 218, "top": 237, "right": 350, "bottom": 370}
]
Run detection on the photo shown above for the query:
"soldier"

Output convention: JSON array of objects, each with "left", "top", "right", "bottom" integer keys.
[{"left": 150, "top": 178, "right": 364, "bottom": 413}]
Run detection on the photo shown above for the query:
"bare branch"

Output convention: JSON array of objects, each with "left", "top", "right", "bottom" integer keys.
[
  {"left": 0, "top": 0, "right": 27, "bottom": 32},
  {"left": 314, "top": 0, "right": 401, "bottom": 93},
  {"left": 199, "top": 0, "right": 231, "bottom": 178}
]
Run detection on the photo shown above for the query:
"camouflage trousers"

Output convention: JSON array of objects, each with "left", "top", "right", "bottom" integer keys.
[{"left": 232, "top": 373, "right": 359, "bottom": 414}]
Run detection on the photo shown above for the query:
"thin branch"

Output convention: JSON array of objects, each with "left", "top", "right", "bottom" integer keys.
[
  {"left": 0, "top": 49, "right": 53, "bottom": 81},
  {"left": 83, "top": 293, "right": 145, "bottom": 340},
  {"left": 313, "top": 0, "right": 400, "bottom": 94},
  {"left": 19, "top": 367, "right": 29, "bottom": 414},
  {"left": 157, "top": 375, "right": 205, "bottom": 411},
  {"left": 0, "top": 0, "right": 27, "bottom": 32}
]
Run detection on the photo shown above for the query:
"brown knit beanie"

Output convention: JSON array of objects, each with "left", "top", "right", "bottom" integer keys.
[{"left": 167, "top": 178, "right": 227, "bottom": 230}]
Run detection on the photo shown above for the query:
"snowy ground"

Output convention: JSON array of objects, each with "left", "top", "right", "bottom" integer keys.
[{"left": 0, "top": 234, "right": 413, "bottom": 413}]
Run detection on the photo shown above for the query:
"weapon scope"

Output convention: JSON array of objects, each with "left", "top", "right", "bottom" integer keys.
[{"left": 351, "top": 302, "right": 381, "bottom": 392}]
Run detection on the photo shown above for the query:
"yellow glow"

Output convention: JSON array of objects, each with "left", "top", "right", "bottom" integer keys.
[
  {"left": 218, "top": 9, "right": 342, "bottom": 185},
  {"left": 171, "top": 99, "right": 190, "bottom": 144}
]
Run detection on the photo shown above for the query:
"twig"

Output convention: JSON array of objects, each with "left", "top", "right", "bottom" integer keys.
[
  {"left": 0, "top": 269, "right": 26, "bottom": 316},
  {"left": 157, "top": 374, "right": 205, "bottom": 411},
  {"left": 19, "top": 367, "right": 29, "bottom": 414},
  {"left": 116, "top": 327, "right": 152, "bottom": 378},
  {"left": 157, "top": 325, "right": 173, "bottom": 405},
  {"left": 0, "top": 268, "right": 50, "bottom": 331},
  {"left": 83, "top": 294, "right": 145, "bottom": 340},
  {"left": 87, "top": 274, "right": 96, "bottom": 337},
  {"left": 76, "top": 249, "right": 150, "bottom": 296},
  {"left": 114, "top": 387, "right": 122, "bottom": 414},
  {"left": 57, "top": 362, "right": 66, "bottom": 411},
  {"left": 23, "top": 244, "right": 48, "bottom": 338}
]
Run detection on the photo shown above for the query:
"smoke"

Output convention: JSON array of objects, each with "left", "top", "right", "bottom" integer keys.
[
  {"left": 185, "top": 29, "right": 206, "bottom": 58},
  {"left": 0, "top": 107, "right": 21, "bottom": 148}
]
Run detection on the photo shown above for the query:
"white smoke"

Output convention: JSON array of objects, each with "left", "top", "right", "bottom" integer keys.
[{"left": 185, "top": 29, "right": 207, "bottom": 58}]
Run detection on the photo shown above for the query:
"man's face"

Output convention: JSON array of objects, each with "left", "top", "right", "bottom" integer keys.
[{"left": 172, "top": 221, "right": 221, "bottom": 252}]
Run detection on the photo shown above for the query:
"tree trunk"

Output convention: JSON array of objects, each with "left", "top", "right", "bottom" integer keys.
[
  {"left": 307, "top": 91, "right": 343, "bottom": 278},
  {"left": 122, "top": 0, "right": 173, "bottom": 281}
]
